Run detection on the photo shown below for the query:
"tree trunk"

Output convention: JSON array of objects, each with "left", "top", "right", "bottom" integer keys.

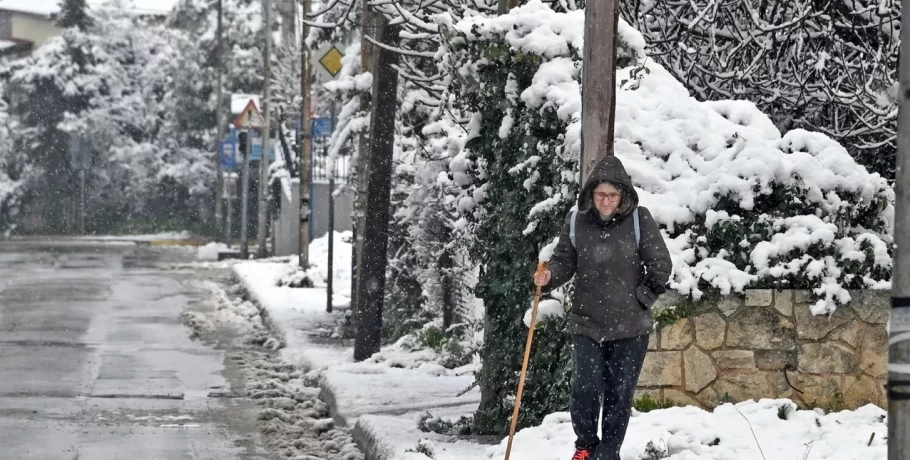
[
  {"left": 439, "top": 249, "right": 455, "bottom": 331},
  {"left": 351, "top": 1, "right": 375, "bottom": 329},
  {"left": 353, "top": 19, "right": 400, "bottom": 362}
]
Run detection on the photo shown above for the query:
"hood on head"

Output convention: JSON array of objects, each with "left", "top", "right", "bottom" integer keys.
[{"left": 578, "top": 156, "right": 639, "bottom": 219}]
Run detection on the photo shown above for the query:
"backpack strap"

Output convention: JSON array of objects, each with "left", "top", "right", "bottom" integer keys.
[{"left": 570, "top": 210, "right": 578, "bottom": 249}]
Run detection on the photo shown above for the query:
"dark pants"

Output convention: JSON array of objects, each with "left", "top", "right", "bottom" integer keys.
[{"left": 571, "top": 334, "right": 649, "bottom": 460}]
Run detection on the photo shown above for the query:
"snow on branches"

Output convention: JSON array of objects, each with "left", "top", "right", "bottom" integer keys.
[
  {"left": 443, "top": 0, "right": 893, "bottom": 314},
  {"left": 621, "top": 0, "right": 900, "bottom": 179}
]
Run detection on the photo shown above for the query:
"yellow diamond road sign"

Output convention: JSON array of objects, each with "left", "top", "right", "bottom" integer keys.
[
  {"left": 312, "top": 43, "right": 346, "bottom": 81},
  {"left": 319, "top": 47, "right": 344, "bottom": 77}
]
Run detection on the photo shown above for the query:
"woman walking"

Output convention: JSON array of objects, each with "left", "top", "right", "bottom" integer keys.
[{"left": 534, "top": 156, "right": 672, "bottom": 460}]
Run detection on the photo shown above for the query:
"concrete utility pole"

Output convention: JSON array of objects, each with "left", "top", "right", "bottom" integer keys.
[
  {"left": 214, "top": 0, "right": 226, "bottom": 242},
  {"left": 353, "top": 19, "right": 400, "bottom": 362},
  {"left": 257, "top": 0, "right": 274, "bottom": 258},
  {"left": 889, "top": 0, "right": 910, "bottom": 455},
  {"left": 579, "top": 0, "right": 620, "bottom": 183},
  {"left": 299, "top": 0, "right": 313, "bottom": 269}
]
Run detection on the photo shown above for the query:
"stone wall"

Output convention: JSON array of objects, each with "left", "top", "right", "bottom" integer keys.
[{"left": 638, "top": 290, "right": 889, "bottom": 410}]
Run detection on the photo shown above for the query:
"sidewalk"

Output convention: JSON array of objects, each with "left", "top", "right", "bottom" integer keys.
[{"left": 232, "top": 232, "right": 488, "bottom": 459}]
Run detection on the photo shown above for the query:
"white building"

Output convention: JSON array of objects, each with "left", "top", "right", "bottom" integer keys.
[{"left": 0, "top": 0, "right": 178, "bottom": 58}]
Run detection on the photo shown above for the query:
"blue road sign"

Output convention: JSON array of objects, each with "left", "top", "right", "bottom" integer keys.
[
  {"left": 312, "top": 118, "right": 333, "bottom": 137},
  {"left": 220, "top": 140, "right": 236, "bottom": 169},
  {"left": 250, "top": 139, "right": 276, "bottom": 161}
]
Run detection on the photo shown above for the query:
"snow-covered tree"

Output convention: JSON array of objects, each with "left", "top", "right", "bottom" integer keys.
[
  {"left": 57, "top": 0, "right": 93, "bottom": 30},
  {"left": 0, "top": 3, "right": 229, "bottom": 234}
]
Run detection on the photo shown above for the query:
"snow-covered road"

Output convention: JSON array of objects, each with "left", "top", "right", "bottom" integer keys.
[{"left": 0, "top": 241, "right": 272, "bottom": 459}]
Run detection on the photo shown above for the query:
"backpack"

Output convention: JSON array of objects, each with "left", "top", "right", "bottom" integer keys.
[{"left": 569, "top": 208, "right": 640, "bottom": 249}]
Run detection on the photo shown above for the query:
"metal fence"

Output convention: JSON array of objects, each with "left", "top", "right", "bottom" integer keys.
[{"left": 311, "top": 137, "right": 353, "bottom": 184}]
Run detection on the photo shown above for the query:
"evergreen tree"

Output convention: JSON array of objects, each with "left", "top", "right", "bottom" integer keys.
[{"left": 57, "top": 0, "right": 93, "bottom": 31}]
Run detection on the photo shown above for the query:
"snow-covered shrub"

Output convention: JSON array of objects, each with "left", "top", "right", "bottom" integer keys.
[
  {"left": 0, "top": 94, "right": 24, "bottom": 233},
  {"left": 437, "top": 0, "right": 893, "bottom": 433}
]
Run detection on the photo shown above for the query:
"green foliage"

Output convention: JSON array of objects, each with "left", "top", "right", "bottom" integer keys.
[
  {"left": 653, "top": 299, "right": 699, "bottom": 330},
  {"left": 416, "top": 326, "right": 448, "bottom": 350},
  {"left": 634, "top": 394, "right": 678, "bottom": 413},
  {"left": 405, "top": 325, "right": 474, "bottom": 370}
]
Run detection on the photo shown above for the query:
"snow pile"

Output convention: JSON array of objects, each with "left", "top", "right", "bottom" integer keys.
[
  {"left": 523, "top": 298, "right": 565, "bottom": 328},
  {"left": 278, "top": 231, "right": 354, "bottom": 308},
  {"left": 182, "top": 279, "right": 275, "bottom": 347},
  {"left": 197, "top": 242, "right": 228, "bottom": 261},
  {"left": 305, "top": 231, "right": 354, "bottom": 299},
  {"left": 485, "top": 400, "right": 886, "bottom": 460},
  {"left": 450, "top": 1, "right": 893, "bottom": 314}
]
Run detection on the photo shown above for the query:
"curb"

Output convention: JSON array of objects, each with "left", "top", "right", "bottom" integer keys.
[{"left": 351, "top": 420, "right": 391, "bottom": 460}]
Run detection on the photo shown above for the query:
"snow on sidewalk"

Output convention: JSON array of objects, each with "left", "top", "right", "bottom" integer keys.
[
  {"left": 232, "top": 232, "right": 481, "bottom": 455},
  {"left": 231, "top": 232, "right": 889, "bottom": 459}
]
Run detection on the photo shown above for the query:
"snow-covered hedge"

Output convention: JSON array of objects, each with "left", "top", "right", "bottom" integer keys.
[
  {"left": 446, "top": 1, "right": 893, "bottom": 316},
  {"left": 430, "top": 0, "right": 894, "bottom": 433}
]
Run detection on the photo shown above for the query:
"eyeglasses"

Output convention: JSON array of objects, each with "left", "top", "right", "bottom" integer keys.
[{"left": 593, "top": 192, "right": 622, "bottom": 203}]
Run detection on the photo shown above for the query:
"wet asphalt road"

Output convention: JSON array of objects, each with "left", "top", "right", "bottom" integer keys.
[{"left": 0, "top": 240, "right": 269, "bottom": 460}]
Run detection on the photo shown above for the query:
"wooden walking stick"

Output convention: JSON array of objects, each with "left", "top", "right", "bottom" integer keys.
[{"left": 504, "top": 260, "right": 548, "bottom": 460}]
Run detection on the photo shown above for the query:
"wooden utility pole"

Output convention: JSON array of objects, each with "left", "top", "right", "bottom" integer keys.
[
  {"left": 299, "top": 0, "right": 313, "bottom": 268},
  {"left": 257, "top": 0, "right": 274, "bottom": 258},
  {"left": 353, "top": 19, "right": 400, "bottom": 362},
  {"left": 351, "top": 0, "right": 374, "bottom": 323},
  {"left": 889, "top": 0, "right": 910, "bottom": 455},
  {"left": 579, "top": 0, "right": 620, "bottom": 183},
  {"left": 214, "top": 0, "right": 225, "bottom": 241},
  {"left": 239, "top": 131, "right": 251, "bottom": 259}
]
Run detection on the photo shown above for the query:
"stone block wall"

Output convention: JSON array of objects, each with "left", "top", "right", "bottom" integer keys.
[{"left": 637, "top": 290, "right": 889, "bottom": 410}]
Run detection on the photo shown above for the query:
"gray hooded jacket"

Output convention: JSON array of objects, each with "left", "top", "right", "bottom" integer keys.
[{"left": 546, "top": 156, "right": 672, "bottom": 342}]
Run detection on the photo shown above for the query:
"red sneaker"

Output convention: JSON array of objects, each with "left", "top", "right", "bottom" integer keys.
[{"left": 572, "top": 449, "right": 592, "bottom": 460}]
